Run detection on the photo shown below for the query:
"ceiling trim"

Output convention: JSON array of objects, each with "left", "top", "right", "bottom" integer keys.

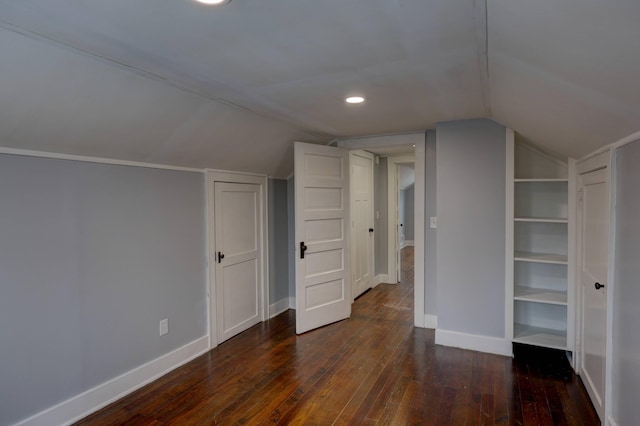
[
  {"left": 336, "top": 132, "right": 424, "bottom": 150},
  {"left": 0, "top": 147, "right": 204, "bottom": 173}
]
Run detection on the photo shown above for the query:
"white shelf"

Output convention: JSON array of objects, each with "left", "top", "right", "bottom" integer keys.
[
  {"left": 513, "top": 323, "right": 567, "bottom": 350},
  {"left": 514, "top": 217, "right": 568, "bottom": 223},
  {"left": 515, "top": 178, "right": 569, "bottom": 183},
  {"left": 514, "top": 251, "right": 568, "bottom": 264},
  {"left": 508, "top": 137, "right": 574, "bottom": 354},
  {"left": 514, "top": 286, "right": 567, "bottom": 305}
]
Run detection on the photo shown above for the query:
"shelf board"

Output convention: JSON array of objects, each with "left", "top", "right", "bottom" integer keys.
[
  {"left": 513, "top": 324, "right": 567, "bottom": 350},
  {"left": 514, "top": 217, "right": 568, "bottom": 223},
  {"left": 514, "top": 251, "right": 568, "bottom": 264},
  {"left": 514, "top": 178, "right": 569, "bottom": 183},
  {"left": 514, "top": 286, "right": 568, "bottom": 305}
]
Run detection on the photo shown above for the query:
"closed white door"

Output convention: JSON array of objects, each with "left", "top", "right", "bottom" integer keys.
[
  {"left": 350, "top": 151, "right": 374, "bottom": 300},
  {"left": 579, "top": 167, "right": 609, "bottom": 420},
  {"left": 215, "top": 182, "right": 262, "bottom": 344},
  {"left": 295, "top": 142, "right": 350, "bottom": 334}
]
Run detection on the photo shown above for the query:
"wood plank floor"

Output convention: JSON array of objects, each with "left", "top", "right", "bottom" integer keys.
[{"left": 76, "top": 247, "right": 599, "bottom": 425}]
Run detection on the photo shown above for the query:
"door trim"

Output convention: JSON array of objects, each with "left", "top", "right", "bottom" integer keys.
[{"left": 206, "top": 169, "right": 269, "bottom": 349}]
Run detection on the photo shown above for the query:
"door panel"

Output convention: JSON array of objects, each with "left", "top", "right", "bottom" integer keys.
[
  {"left": 579, "top": 167, "right": 609, "bottom": 420},
  {"left": 350, "top": 151, "right": 374, "bottom": 299},
  {"left": 215, "top": 182, "right": 262, "bottom": 343},
  {"left": 295, "top": 142, "right": 350, "bottom": 334}
]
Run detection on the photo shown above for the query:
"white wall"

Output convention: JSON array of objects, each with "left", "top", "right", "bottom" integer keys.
[
  {"left": 611, "top": 140, "right": 640, "bottom": 425},
  {"left": 435, "top": 119, "right": 506, "bottom": 340}
]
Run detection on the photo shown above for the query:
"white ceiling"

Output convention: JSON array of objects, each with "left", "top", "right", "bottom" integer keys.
[{"left": 0, "top": 0, "right": 638, "bottom": 177}]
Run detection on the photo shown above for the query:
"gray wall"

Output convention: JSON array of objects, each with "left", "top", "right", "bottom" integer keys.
[
  {"left": 268, "top": 178, "right": 290, "bottom": 305},
  {"left": 0, "top": 154, "right": 207, "bottom": 426},
  {"left": 287, "top": 176, "right": 296, "bottom": 300},
  {"left": 425, "top": 130, "right": 438, "bottom": 316},
  {"left": 400, "top": 185, "right": 415, "bottom": 241},
  {"left": 374, "top": 157, "right": 388, "bottom": 275},
  {"left": 612, "top": 141, "right": 640, "bottom": 425},
  {"left": 436, "top": 119, "right": 506, "bottom": 337}
]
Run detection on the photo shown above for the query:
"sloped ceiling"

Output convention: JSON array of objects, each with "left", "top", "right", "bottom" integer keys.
[{"left": 0, "top": 0, "right": 638, "bottom": 177}]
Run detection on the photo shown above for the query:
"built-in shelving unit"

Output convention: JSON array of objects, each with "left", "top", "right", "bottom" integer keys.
[{"left": 506, "top": 131, "right": 575, "bottom": 352}]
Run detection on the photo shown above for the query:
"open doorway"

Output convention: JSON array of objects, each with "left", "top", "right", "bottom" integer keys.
[
  {"left": 385, "top": 155, "right": 416, "bottom": 284},
  {"left": 311, "top": 133, "right": 426, "bottom": 329},
  {"left": 397, "top": 163, "right": 415, "bottom": 284}
]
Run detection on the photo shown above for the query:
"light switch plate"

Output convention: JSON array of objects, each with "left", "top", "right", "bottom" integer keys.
[{"left": 429, "top": 217, "right": 438, "bottom": 229}]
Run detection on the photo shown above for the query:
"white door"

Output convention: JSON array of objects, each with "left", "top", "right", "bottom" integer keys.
[
  {"left": 350, "top": 151, "right": 374, "bottom": 300},
  {"left": 295, "top": 142, "right": 351, "bottom": 334},
  {"left": 214, "top": 182, "right": 262, "bottom": 344},
  {"left": 579, "top": 167, "right": 609, "bottom": 420}
]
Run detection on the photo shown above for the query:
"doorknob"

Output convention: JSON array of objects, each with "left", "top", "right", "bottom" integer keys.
[
  {"left": 300, "top": 242, "right": 308, "bottom": 259},
  {"left": 217, "top": 251, "right": 225, "bottom": 263},
  {"left": 369, "top": 228, "right": 374, "bottom": 233},
  {"left": 595, "top": 282, "right": 605, "bottom": 290}
]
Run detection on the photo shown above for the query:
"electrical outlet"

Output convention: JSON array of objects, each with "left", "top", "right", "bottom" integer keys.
[
  {"left": 429, "top": 217, "right": 438, "bottom": 229},
  {"left": 159, "top": 318, "right": 169, "bottom": 336}
]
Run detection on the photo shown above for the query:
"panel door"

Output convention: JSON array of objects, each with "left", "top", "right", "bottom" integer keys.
[
  {"left": 579, "top": 167, "right": 609, "bottom": 420},
  {"left": 295, "top": 142, "right": 350, "bottom": 334},
  {"left": 350, "top": 151, "right": 374, "bottom": 300},
  {"left": 215, "top": 182, "right": 262, "bottom": 344}
]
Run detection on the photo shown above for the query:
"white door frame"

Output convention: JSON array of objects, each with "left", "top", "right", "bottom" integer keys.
[
  {"left": 337, "top": 134, "right": 426, "bottom": 328},
  {"left": 575, "top": 150, "right": 611, "bottom": 421},
  {"left": 350, "top": 150, "right": 375, "bottom": 301},
  {"left": 387, "top": 155, "right": 416, "bottom": 284},
  {"left": 206, "top": 169, "right": 269, "bottom": 348}
]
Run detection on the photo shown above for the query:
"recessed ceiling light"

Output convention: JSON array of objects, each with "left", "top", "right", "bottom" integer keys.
[
  {"left": 345, "top": 96, "right": 365, "bottom": 104},
  {"left": 195, "top": 0, "right": 231, "bottom": 5}
]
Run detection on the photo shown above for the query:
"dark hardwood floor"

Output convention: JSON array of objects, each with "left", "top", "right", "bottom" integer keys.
[{"left": 76, "top": 247, "right": 598, "bottom": 425}]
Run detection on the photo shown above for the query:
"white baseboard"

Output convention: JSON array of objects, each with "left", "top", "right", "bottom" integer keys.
[
  {"left": 269, "top": 297, "right": 291, "bottom": 318},
  {"left": 435, "top": 329, "right": 512, "bottom": 357},
  {"left": 400, "top": 240, "right": 414, "bottom": 249},
  {"left": 374, "top": 274, "right": 389, "bottom": 286},
  {"left": 423, "top": 314, "right": 438, "bottom": 329},
  {"left": 15, "top": 336, "right": 209, "bottom": 426},
  {"left": 289, "top": 296, "right": 296, "bottom": 310}
]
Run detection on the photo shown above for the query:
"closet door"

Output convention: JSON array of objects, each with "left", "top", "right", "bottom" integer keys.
[{"left": 578, "top": 167, "right": 609, "bottom": 421}]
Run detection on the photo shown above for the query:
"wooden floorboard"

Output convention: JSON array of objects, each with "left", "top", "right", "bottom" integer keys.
[{"left": 76, "top": 247, "right": 599, "bottom": 425}]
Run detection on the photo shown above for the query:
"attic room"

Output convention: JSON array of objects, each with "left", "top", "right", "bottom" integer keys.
[{"left": 1, "top": 0, "right": 639, "bottom": 425}]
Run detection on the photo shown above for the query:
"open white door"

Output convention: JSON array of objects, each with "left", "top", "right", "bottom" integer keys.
[
  {"left": 295, "top": 142, "right": 351, "bottom": 334},
  {"left": 350, "top": 150, "right": 374, "bottom": 300}
]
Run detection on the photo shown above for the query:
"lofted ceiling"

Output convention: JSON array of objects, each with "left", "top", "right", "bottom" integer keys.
[{"left": 0, "top": 0, "right": 638, "bottom": 177}]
